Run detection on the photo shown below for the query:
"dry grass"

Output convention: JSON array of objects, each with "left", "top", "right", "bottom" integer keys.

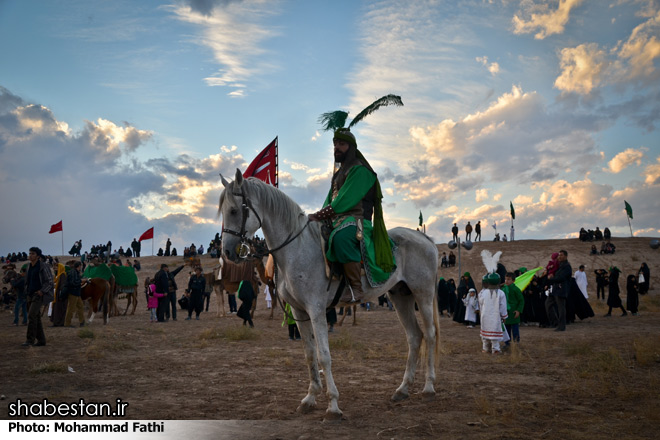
[
  {"left": 328, "top": 333, "right": 364, "bottom": 351},
  {"left": 30, "top": 362, "right": 68, "bottom": 374},
  {"left": 632, "top": 337, "right": 660, "bottom": 366},
  {"left": 77, "top": 328, "right": 95, "bottom": 339}
]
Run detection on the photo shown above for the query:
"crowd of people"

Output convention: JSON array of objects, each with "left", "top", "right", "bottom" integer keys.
[
  {"left": 579, "top": 226, "right": 611, "bottom": 242},
  {"left": 437, "top": 250, "right": 651, "bottom": 353}
]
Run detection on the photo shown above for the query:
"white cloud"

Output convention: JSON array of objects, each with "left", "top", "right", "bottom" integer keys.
[
  {"left": 554, "top": 43, "right": 607, "bottom": 94},
  {"left": 512, "top": 0, "right": 584, "bottom": 39},
  {"left": 605, "top": 147, "right": 646, "bottom": 173},
  {"left": 554, "top": 6, "right": 660, "bottom": 94},
  {"left": 645, "top": 156, "right": 660, "bottom": 184},
  {"left": 171, "top": 0, "right": 281, "bottom": 97},
  {"left": 476, "top": 56, "right": 500, "bottom": 75},
  {"left": 476, "top": 188, "right": 489, "bottom": 202}
]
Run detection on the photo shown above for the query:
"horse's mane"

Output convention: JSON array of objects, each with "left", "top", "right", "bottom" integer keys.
[{"left": 220, "top": 177, "right": 308, "bottom": 231}]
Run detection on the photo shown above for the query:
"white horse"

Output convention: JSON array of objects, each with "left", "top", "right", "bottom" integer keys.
[{"left": 219, "top": 170, "right": 440, "bottom": 420}]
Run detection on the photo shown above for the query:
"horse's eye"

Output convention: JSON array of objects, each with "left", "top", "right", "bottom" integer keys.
[{"left": 230, "top": 208, "right": 238, "bottom": 216}]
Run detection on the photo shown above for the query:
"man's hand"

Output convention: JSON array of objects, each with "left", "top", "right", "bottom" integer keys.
[
  {"left": 514, "top": 311, "right": 520, "bottom": 319},
  {"left": 308, "top": 213, "right": 319, "bottom": 222}
]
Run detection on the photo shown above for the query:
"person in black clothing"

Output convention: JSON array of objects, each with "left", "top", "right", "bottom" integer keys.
[
  {"left": 23, "top": 247, "right": 54, "bottom": 346},
  {"left": 236, "top": 278, "right": 255, "bottom": 327},
  {"left": 594, "top": 269, "right": 608, "bottom": 300},
  {"left": 451, "top": 223, "right": 458, "bottom": 242},
  {"left": 63, "top": 261, "right": 85, "bottom": 327},
  {"left": 155, "top": 264, "right": 170, "bottom": 322},
  {"left": 638, "top": 262, "right": 650, "bottom": 295},
  {"left": 545, "top": 250, "right": 571, "bottom": 331},
  {"left": 164, "top": 264, "right": 185, "bottom": 321},
  {"left": 475, "top": 221, "right": 481, "bottom": 241},
  {"left": 131, "top": 238, "right": 141, "bottom": 258},
  {"left": 186, "top": 267, "right": 206, "bottom": 320},
  {"left": 603, "top": 227, "right": 611, "bottom": 240},
  {"left": 605, "top": 266, "right": 627, "bottom": 317},
  {"left": 165, "top": 238, "right": 172, "bottom": 257}
]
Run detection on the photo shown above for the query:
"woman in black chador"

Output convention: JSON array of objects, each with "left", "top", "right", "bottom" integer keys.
[{"left": 605, "top": 267, "right": 627, "bottom": 317}]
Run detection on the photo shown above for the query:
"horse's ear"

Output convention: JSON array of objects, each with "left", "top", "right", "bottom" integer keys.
[
  {"left": 220, "top": 174, "right": 230, "bottom": 188},
  {"left": 234, "top": 168, "right": 244, "bottom": 188}
]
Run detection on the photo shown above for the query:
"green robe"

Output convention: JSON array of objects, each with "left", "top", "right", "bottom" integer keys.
[
  {"left": 502, "top": 283, "right": 524, "bottom": 325},
  {"left": 323, "top": 165, "right": 395, "bottom": 286}
]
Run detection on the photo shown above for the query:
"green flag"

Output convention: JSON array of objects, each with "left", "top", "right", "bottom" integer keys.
[
  {"left": 419, "top": 210, "right": 423, "bottom": 227},
  {"left": 510, "top": 201, "right": 515, "bottom": 220},
  {"left": 624, "top": 200, "right": 633, "bottom": 219}
]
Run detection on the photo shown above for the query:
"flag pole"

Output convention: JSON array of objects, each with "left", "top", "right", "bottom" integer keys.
[
  {"left": 628, "top": 216, "right": 633, "bottom": 238},
  {"left": 61, "top": 230, "right": 64, "bottom": 256}
]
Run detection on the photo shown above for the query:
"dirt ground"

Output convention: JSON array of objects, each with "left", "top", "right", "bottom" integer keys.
[{"left": 1, "top": 237, "right": 659, "bottom": 439}]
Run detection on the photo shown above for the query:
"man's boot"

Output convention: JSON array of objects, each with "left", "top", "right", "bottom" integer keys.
[{"left": 340, "top": 262, "right": 364, "bottom": 304}]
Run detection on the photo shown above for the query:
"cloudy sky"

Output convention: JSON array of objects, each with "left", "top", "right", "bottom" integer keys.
[{"left": 1, "top": 0, "right": 659, "bottom": 257}]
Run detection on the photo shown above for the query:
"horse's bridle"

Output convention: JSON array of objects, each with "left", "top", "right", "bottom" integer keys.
[
  {"left": 221, "top": 186, "right": 263, "bottom": 259},
  {"left": 222, "top": 184, "right": 310, "bottom": 260}
]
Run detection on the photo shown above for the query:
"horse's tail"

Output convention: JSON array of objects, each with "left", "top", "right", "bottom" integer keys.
[{"left": 102, "top": 280, "right": 109, "bottom": 325}]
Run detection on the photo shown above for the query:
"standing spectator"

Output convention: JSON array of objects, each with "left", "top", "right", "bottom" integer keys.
[
  {"left": 465, "top": 222, "right": 473, "bottom": 241},
  {"left": 165, "top": 264, "right": 185, "bottom": 321},
  {"left": 478, "top": 273, "right": 508, "bottom": 354},
  {"left": 605, "top": 266, "right": 627, "bottom": 317},
  {"left": 283, "top": 302, "right": 301, "bottom": 340},
  {"left": 637, "top": 262, "right": 650, "bottom": 295},
  {"left": 63, "top": 261, "right": 85, "bottom": 328},
  {"left": 502, "top": 273, "right": 524, "bottom": 345},
  {"left": 50, "top": 263, "right": 68, "bottom": 327},
  {"left": 626, "top": 274, "right": 639, "bottom": 316},
  {"left": 185, "top": 266, "right": 206, "bottom": 320},
  {"left": 510, "top": 225, "right": 515, "bottom": 241},
  {"left": 131, "top": 238, "right": 141, "bottom": 258},
  {"left": 23, "top": 247, "right": 54, "bottom": 347},
  {"left": 146, "top": 279, "right": 162, "bottom": 323},
  {"left": 463, "top": 288, "right": 479, "bottom": 328},
  {"left": 603, "top": 227, "right": 611, "bottom": 240},
  {"left": 164, "top": 238, "right": 172, "bottom": 257},
  {"left": 545, "top": 250, "right": 571, "bottom": 332},
  {"left": 451, "top": 223, "right": 458, "bottom": 242},
  {"left": 437, "top": 278, "right": 450, "bottom": 316},
  {"left": 594, "top": 269, "right": 608, "bottom": 300},
  {"left": 474, "top": 221, "right": 481, "bottom": 242},
  {"left": 236, "top": 278, "right": 255, "bottom": 327},
  {"left": 574, "top": 265, "right": 588, "bottom": 299},
  {"left": 155, "top": 264, "right": 170, "bottom": 322},
  {"left": 12, "top": 267, "right": 27, "bottom": 326}
]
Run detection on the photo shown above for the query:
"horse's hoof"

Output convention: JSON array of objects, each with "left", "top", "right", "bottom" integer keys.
[
  {"left": 391, "top": 391, "right": 409, "bottom": 402},
  {"left": 421, "top": 391, "right": 436, "bottom": 402},
  {"left": 297, "top": 402, "right": 316, "bottom": 414},
  {"left": 323, "top": 410, "right": 344, "bottom": 422}
]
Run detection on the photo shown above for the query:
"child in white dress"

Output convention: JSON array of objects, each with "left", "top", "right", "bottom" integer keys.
[{"left": 463, "top": 288, "right": 479, "bottom": 328}]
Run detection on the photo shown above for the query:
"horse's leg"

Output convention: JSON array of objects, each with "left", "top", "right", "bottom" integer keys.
[
  {"left": 352, "top": 305, "right": 357, "bottom": 326},
  {"left": 131, "top": 288, "right": 138, "bottom": 315},
  {"left": 388, "top": 291, "right": 423, "bottom": 402},
  {"left": 215, "top": 286, "right": 226, "bottom": 317},
  {"left": 337, "top": 308, "right": 347, "bottom": 327},
  {"left": 310, "top": 312, "right": 343, "bottom": 420},
  {"left": 294, "top": 315, "right": 323, "bottom": 414},
  {"left": 415, "top": 291, "right": 439, "bottom": 400}
]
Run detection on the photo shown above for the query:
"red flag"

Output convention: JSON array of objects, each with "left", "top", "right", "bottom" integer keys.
[
  {"left": 49, "top": 220, "right": 63, "bottom": 234},
  {"left": 139, "top": 227, "right": 154, "bottom": 242},
  {"left": 243, "top": 137, "right": 278, "bottom": 187}
]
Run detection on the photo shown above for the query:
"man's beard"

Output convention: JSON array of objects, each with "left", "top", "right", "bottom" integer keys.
[{"left": 334, "top": 150, "right": 348, "bottom": 163}]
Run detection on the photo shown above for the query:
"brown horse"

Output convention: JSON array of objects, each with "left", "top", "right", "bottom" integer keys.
[
  {"left": 81, "top": 278, "right": 110, "bottom": 324},
  {"left": 196, "top": 257, "right": 266, "bottom": 317}
]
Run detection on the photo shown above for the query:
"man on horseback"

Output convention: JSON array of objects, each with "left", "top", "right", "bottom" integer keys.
[{"left": 308, "top": 128, "right": 394, "bottom": 304}]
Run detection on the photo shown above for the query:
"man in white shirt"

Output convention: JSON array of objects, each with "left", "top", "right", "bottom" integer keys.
[{"left": 574, "top": 264, "right": 588, "bottom": 299}]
